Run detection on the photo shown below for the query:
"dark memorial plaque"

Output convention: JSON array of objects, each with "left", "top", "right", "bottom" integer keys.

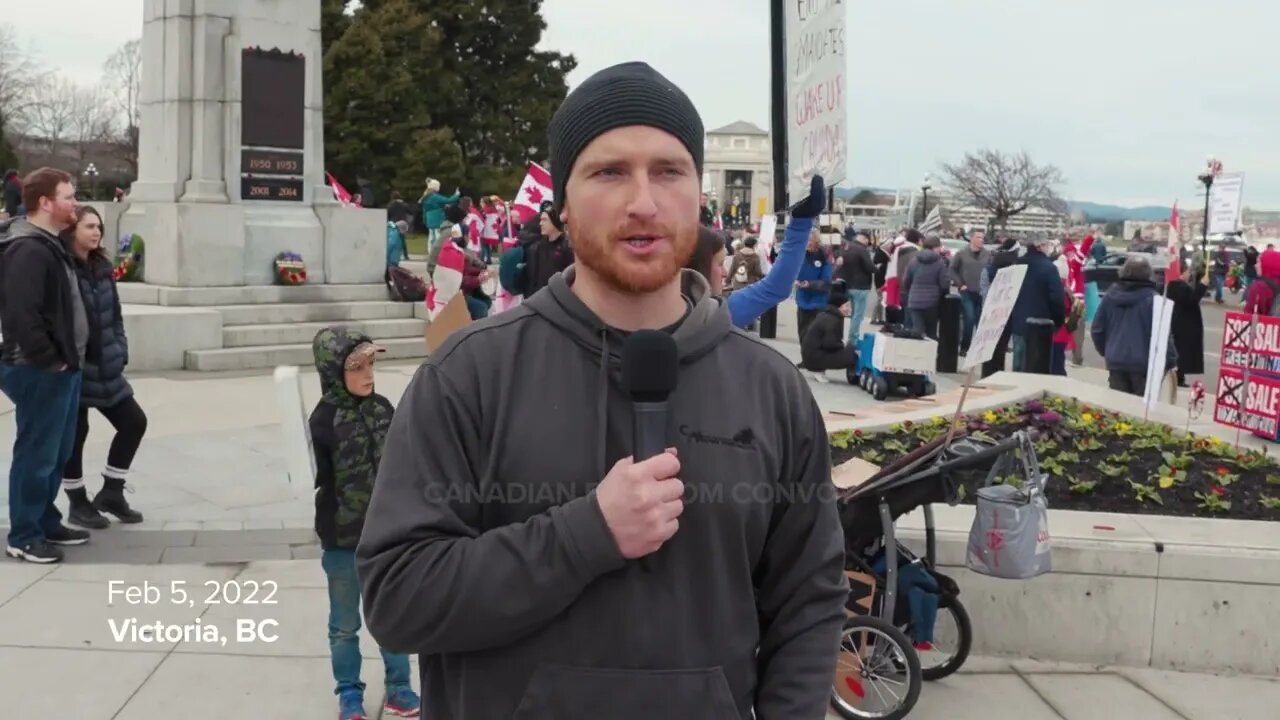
[
  {"left": 242, "top": 149, "right": 304, "bottom": 175},
  {"left": 242, "top": 176, "right": 304, "bottom": 202},
  {"left": 241, "top": 47, "right": 305, "bottom": 149}
]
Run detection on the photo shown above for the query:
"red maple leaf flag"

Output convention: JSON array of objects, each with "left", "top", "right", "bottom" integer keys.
[
  {"left": 511, "top": 162, "right": 554, "bottom": 225},
  {"left": 1166, "top": 201, "right": 1181, "bottom": 285}
]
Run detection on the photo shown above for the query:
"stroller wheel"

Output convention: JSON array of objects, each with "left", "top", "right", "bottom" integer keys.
[
  {"left": 914, "top": 597, "right": 973, "bottom": 681},
  {"left": 830, "top": 615, "right": 922, "bottom": 720}
]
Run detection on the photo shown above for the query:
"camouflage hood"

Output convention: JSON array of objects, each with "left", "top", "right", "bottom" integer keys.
[
  {"left": 311, "top": 326, "right": 393, "bottom": 548},
  {"left": 313, "top": 326, "right": 377, "bottom": 407}
]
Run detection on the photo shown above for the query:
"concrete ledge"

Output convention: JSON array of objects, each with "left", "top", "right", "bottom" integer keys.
[
  {"left": 830, "top": 371, "right": 1280, "bottom": 676},
  {"left": 118, "top": 282, "right": 391, "bottom": 306},
  {"left": 889, "top": 503, "right": 1280, "bottom": 676},
  {"left": 122, "top": 305, "right": 223, "bottom": 371}
]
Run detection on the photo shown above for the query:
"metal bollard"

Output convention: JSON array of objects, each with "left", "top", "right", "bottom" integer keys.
[{"left": 937, "top": 294, "right": 962, "bottom": 373}]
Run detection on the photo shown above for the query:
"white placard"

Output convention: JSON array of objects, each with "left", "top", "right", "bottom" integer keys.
[
  {"left": 784, "top": 0, "right": 848, "bottom": 203},
  {"left": 1143, "top": 296, "right": 1176, "bottom": 410},
  {"left": 1208, "top": 172, "right": 1245, "bottom": 235},
  {"left": 274, "top": 365, "right": 315, "bottom": 486},
  {"left": 757, "top": 214, "right": 778, "bottom": 274},
  {"left": 962, "top": 265, "right": 1029, "bottom": 369}
]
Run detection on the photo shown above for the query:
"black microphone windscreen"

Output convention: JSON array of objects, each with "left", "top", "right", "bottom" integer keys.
[{"left": 621, "top": 330, "right": 678, "bottom": 402}]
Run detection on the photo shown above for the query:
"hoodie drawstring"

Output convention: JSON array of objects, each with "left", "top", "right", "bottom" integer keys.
[{"left": 596, "top": 329, "right": 609, "bottom": 482}]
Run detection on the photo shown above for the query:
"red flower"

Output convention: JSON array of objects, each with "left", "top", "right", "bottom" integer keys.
[
  {"left": 1212, "top": 486, "right": 1226, "bottom": 497},
  {"left": 853, "top": 430, "right": 863, "bottom": 437},
  {"left": 1216, "top": 467, "right": 1229, "bottom": 476},
  {"left": 903, "top": 421, "right": 914, "bottom": 429}
]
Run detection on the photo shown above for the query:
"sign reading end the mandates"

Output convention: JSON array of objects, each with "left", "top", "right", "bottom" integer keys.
[{"left": 784, "top": 0, "right": 847, "bottom": 203}]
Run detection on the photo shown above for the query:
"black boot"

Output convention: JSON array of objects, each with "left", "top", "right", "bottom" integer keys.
[
  {"left": 66, "top": 486, "right": 110, "bottom": 529},
  {"left": 93, "top": 477, "right": 144, "bottom": 524}
]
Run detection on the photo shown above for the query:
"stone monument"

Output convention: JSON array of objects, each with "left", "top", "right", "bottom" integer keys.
[{"left": 120, "top": 0, "right": 383, "bottom": 287}]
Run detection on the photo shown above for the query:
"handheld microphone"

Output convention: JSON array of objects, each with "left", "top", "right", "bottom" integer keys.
[{"left": 620, "top": 330, "right": 679, "bottom": 571}]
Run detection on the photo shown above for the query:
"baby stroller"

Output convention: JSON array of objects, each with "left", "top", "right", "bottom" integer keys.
[{"left": 829, "top": 429, "right": 1040, "bottom": 719}]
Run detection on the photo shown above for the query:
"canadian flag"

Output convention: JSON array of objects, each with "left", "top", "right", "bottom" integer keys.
[
  {"left": 511, "top": 162, "right": 553, "bottom": 225},
  {"left": 326, "top": 172, "right": 353, "bottom": 205},
  {"left": 1166, "top": 201, "right": 1181, "bottom": 285},
  {"left": 424, "top": 241, "right": 466, "bottom": 321}
]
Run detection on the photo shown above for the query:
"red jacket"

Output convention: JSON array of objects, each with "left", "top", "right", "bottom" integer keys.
[{"left": 1244, "top": 249, "right": 1280, "bottom": 315}]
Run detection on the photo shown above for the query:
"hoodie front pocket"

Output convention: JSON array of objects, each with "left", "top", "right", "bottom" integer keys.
[{"left": 512, "top": 664, "right": 740, "bottom": 720}]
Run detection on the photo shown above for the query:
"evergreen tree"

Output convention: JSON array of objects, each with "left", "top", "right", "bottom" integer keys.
[
  {"left": 322, "top": 0, "right": 461, "bottom": 203},
  {"left": 321, "top": 0, "right": 574, "bottom": 202}
]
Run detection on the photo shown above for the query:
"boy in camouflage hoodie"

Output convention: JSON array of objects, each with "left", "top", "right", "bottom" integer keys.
[{"left": 309, "top": 327, "right": 421, "bottom": 720}]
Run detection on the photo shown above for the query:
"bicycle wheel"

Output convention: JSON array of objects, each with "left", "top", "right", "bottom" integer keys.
[
  {"left": 830, "top": 615, "right": 922, "bottom": 720},
  {"left": 915, "top": 598, "right": 973, "bottom": 681}
]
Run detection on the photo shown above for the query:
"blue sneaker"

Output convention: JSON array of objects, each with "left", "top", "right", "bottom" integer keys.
[
  {"left": 383, "top": 687, "right": 421, "bottom": 717},
  {"left": 338, "top": 691, "right": 367, "bottom": 720}
]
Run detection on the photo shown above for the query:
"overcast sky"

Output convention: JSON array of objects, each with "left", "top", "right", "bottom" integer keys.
[{"left": 9, "top": 0, "right": 1277, "bottom": 208}]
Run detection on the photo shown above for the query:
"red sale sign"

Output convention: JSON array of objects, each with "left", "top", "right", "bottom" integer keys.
[
  {"left": 1219, "top": 312, "right": 1280, "bottom": 374},
  {"left": 1214, "top": 367, "right": 1280, "bottom": 438}
]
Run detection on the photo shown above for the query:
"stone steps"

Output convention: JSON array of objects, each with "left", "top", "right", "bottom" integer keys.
[
  {"left": 214, "top": 300, "right": 416, "bottom": 326},
  {"left": 118, "top": 282, "right": 392, "bottom": 306},
  {"left": 222, "top": 317, "right": 425, "bottom": 348},
  {"left": 186, "top": 336, "right": 427, "bottom": 371}
]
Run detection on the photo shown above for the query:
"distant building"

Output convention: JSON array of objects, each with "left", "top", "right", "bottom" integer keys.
[
  {"left": 703, "top": 121, "right": 772, "bottom": 226},
  {"left": 910, "top": 187, "right": 1068, "bottom": 237}
]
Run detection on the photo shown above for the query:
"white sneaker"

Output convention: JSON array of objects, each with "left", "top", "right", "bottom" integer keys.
[{"left": 811, "top": 371, "right": 830, "bottom": 383}]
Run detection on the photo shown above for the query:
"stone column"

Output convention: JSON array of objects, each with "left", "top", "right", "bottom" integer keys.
[
  {"left": 129, "top": 0, "right": 194, "bottom": 203},
  {"left": 181, "top": 13, "right": 230, "bottom": 203}
]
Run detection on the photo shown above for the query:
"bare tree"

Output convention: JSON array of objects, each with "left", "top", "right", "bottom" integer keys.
[
  {"left": 19, "top": 75, "right": 80, "bottom": 159},
  {"left": 0, "top": 24, "right": 44, "bottom": 133},
  {"left": 103, "top": 38, "right": 141, "bottom": 175},
  {"left": 939, "top": 149, "right": 1067, "bottom": 227},
  {"left": 68, "top": 85, "right": 115, "bottom": 165}
]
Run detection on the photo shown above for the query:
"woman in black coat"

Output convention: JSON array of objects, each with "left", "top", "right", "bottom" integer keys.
[
  {"left": 1165, "top": 267, "right": 1208, "bottom": 386},
  {"left": 59, "top": 206, "right": 146, "bottom": 529}
]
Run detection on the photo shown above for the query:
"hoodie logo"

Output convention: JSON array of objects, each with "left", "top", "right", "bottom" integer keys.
[{"left": 680, "top": 424, "right": 756, "bottom": 451}]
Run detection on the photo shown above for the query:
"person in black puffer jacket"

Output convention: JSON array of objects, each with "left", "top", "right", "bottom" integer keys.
[
  {"left": 799, "top": 281, "right": 858, "bottom": 380},
  {"left": 58, "top": 206, "right": 146, "bottom": 528}
]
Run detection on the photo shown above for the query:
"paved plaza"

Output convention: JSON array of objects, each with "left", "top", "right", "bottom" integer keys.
[
  {"left": 2, "top": 301, "right": 1276, "bottom": 717},
  {"left": 1, "top": 556, "right": 1277, "bottom": 718}
]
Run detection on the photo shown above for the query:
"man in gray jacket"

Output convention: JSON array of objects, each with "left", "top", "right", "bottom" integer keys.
[
  {"left": 356, "top": 61, "right": 847, "bottom": 720},
  {"left": 901, "top": 234, "right": 952, "bottom": 339},
  {"left": 950, "top": 229, "right": 990, "bottom": 353}
]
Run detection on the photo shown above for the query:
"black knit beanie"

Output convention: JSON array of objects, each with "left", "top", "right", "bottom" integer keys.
[{"left": 547, "top": 61, "right": 705, "bottom": 222}]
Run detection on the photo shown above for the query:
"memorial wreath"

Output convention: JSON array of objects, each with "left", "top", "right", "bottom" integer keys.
[{"left": 274, "top": 251, "right": 307, "bottom": 285}]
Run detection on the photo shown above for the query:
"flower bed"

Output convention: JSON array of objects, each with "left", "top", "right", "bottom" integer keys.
[{"left": 830, "top": 395, "right": 1280, "bottom": 521}]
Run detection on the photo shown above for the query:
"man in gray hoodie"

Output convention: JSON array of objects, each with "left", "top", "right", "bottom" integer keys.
[{"left": 356, "top": 62, "right": 847, "bottom": 720}]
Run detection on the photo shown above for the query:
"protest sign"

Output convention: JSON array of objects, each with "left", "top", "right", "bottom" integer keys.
[
  {"left": 1214, "top": 367, "right": 1280, "bottom": 439},
  {"left": 784, "top": 0, "right": 847, "bottom": 202},
  {"left": 757, "top": 214, "right": 778, "bottom": 273},
  {"left": 1219, "top": 312, "right": 1280, "bottom": 376},
  {"left": 1208, "top": 172, "right": 1245, "bottom": 235},
  {"left": 961, "top": 265, "right": 1027, "bottom": 370},
  {"left": 1142, "top": 296, "right": 1175, "bottom": 410}
]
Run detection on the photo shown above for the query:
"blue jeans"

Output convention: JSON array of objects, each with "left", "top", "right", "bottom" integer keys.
[
  {"left": 1011, "top": 335, "right": 1026, "bottom": 372},
  {"left": 1212, "top": 272, "right": 1225, "bottom": 302},
  {"left": 1051, "top": 343, "right": 1067, "bottom": 376},
  {"left": 1, "top": 364, "right": 81, "bottom": 548},
  {"left": 847, "top": 289, "right": 870, "bottom": 346},
  {"left": 322, "top": 548, "right": 412, "bottom": 697},
  {"left": 960, "top": 290, "right": 983, "bottom": 352}
]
